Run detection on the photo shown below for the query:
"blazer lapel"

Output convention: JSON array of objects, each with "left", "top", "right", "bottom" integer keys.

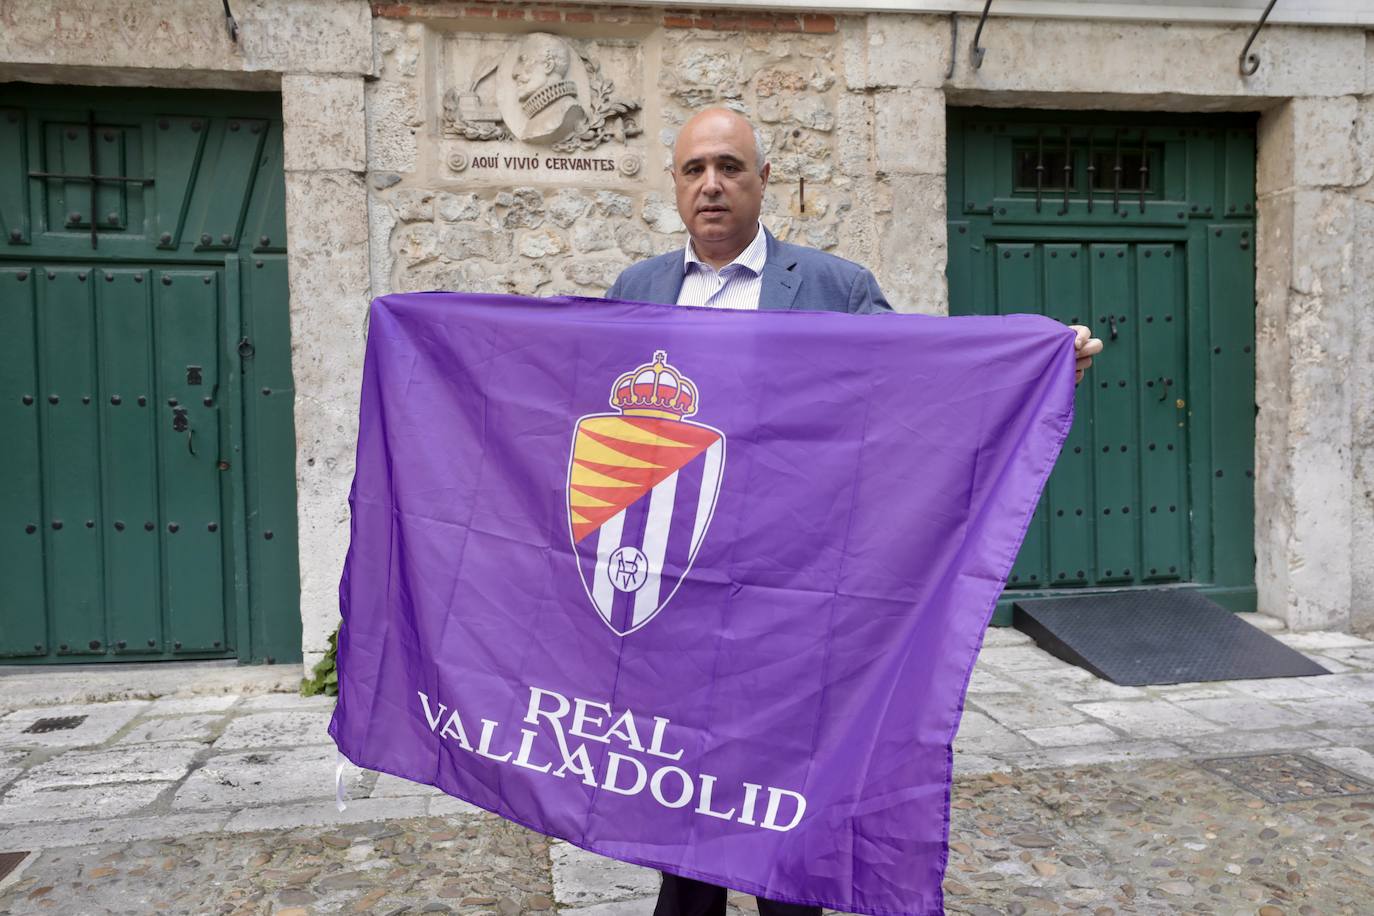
[
  {"left": 646, "top": 255, "right": 686, "bottom": 306},
  {"left": 758, "top": 231, "right": 802, "bottom": 311}
]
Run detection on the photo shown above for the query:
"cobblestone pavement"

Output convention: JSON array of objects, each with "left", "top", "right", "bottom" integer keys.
[
  {"left": 3, "top": 756, "right": 1372, "bottom": 915},
  {"left": 2, "top": 615, "right": 1374, "bottom": 914}
]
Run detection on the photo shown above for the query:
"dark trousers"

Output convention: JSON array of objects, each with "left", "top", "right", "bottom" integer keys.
[{"left": 653, "top": 873, "right": 821, "bottom": 916}]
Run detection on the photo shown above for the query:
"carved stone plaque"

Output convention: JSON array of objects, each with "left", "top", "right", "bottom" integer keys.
[{"left": 442, "top": 32, "right": 645, "bottom": 184}]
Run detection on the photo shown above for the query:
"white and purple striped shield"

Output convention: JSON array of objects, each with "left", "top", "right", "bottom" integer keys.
[{"left": 566, "top": 353, "right": 725, "bottom": 635}]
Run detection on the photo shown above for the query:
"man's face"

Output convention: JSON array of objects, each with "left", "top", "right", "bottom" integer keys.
[
  {"left": 672, "top": 112, "right": 769, "bottom": 250},
  {"left": 512, "top": 43, "right": 553, "bottom": 100}
]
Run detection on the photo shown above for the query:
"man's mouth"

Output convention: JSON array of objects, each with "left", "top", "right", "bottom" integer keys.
[{"left": 698, "top": 205, "right": 729, "bottom": 214}]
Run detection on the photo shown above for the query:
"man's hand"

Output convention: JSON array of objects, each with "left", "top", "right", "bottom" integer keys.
[{"left": 1068, "top": 325, "right": 1103, "bottom": 385}]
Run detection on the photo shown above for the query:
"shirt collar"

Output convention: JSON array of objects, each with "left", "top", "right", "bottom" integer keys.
[{"left": 683, "top": 222, "right": 768, "bottom": 276}]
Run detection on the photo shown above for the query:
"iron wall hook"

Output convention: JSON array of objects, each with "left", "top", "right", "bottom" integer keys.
[
  {"left": 1239, "top": 0, "right": 1278, "bottom": 76},
  {"left": 971, "top": 0, "right": 994, "bottom": 69},
  {"left": 222, "top": 0, "right": 240, "bottom": 43},
  {"left": 946, "top": 13, "right": 959, "bottom": 81}
]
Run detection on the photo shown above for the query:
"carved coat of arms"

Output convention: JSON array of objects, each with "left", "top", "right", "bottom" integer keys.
[{"left": 443, "top": 33, "right": 642, "bottom": 151}]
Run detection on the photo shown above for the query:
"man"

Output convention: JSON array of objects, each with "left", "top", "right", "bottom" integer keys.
[
  {"left": 608, "top": 107, "right": 1101, "bottom": 381},
  {"left": 606, "top": 108, "right": 1102, "bottom": 916}
]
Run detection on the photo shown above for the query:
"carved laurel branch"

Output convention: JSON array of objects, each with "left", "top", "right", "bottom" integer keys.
[{"left": 550, "top": 49, "right": 643, "bottom": 153}]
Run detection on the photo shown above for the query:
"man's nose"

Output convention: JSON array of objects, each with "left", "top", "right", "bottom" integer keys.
[{"left": 700, "top": 167, "right": 723, "bottom": 194}]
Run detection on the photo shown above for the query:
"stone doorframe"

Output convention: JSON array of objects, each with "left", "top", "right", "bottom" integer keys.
[
  {"left": 842, "top": 13, "right": 1372, "bottom": 632},
  {"left": 0, "top": 1, "right": 376, "bottom": 666}
]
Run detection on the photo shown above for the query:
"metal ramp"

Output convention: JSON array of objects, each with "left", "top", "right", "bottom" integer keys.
[{"left": 1012, "top": 590, "right": 1329, "bottom": 686}]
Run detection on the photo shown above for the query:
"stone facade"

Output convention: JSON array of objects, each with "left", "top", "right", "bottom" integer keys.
[{"left": 3, "top": 1, "right": 1374, "bottom": 664}]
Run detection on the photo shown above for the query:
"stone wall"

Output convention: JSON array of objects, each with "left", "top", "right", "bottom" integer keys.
[
  {"left": 365, "top": 6, "right": 947, "bottom": 316},
  {"left": 5, "top": 0, "right": 1374, "bottom": 664}
]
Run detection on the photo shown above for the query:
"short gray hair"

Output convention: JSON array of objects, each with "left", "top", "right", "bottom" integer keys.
[{"left": 749, "top": 125, "right": 767, "bottom": 175}]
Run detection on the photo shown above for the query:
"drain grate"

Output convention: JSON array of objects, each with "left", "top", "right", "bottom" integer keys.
[
  {"left": 21, "top": 715, "right": 87, "bottom": 735},
  {"left": 1198, "top": 753, "right": 1374, "bottom": 804},
  {"left": 0, "top": 851, "right": 29, "bottom": 883}
]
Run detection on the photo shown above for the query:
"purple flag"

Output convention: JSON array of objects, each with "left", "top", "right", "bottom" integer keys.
[{"left": 331, "top": 292, "right": 1075, "bottom": 915}]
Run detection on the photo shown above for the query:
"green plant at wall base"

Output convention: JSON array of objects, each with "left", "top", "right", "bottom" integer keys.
[{"left": 300, "top": 627, "right": 339, "bottom": 697}]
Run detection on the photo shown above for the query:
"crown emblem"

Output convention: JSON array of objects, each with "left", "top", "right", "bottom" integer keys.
[{"left": 610, "top": 351, "right": 698, "bottom": 421}]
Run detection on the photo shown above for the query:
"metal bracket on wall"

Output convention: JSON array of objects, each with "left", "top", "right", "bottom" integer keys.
[
  {"left": 971, "top": 0, "right": 994, "bottom": 69},
  {"left": 1239, "top": 0, "right": 1279, "bottom": 76},
  {"left": 222, "top": 0, "right": 240, "bottom": 43},
  {"left": 945, "top": 13, "right": 959, "bottom": 80}
]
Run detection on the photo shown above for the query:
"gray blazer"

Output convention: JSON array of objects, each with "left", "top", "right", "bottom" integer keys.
[{"left": 606, "top": 229, "right": 892, "bottom": 314}]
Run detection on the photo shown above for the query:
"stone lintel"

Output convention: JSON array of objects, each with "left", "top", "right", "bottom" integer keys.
[
  {"left": 943, "top": 19, "right": 1365, "bottom": 100},
  {"left": 0, "top": 0, "right": 373, "bottom": 78}
]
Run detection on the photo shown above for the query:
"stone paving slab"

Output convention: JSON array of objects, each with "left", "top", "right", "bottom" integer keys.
[
  {"left": 1227, "top": 676, "right": 1342, "bottom": 700},
  {"left": 212, "top": 710, "right": 335, "bottom": 750},
  {"left": 1001, "top": 738, "right": 1189, "bottom": 771},
  {"left": 1173, "top": 696, "right": 1320, "bottom": 730},
  {"left": 1073, "top": 699, "right": 1224, "bottom": 739},
  {"left": 1013, "top": 667, "right": 1146, "bottom": 702},
  {"left": 1283, "top": 696, "right": 1374, "bottom": 726},
  {"left": 1020, "top": 722, "right": 1121, "bottom": 748},
  {"left": 1308, "top": 746, "right": 1374, "bottom": 782},
  {"left": 0, "top": 701, "right": 148, "bottom": 749},
  {"left": 550, "top": 840, "right": 661, "bottom": 906},
  {"left": 372, "top": 771, "right": 442, "bottom": 797},
  {"left": 111, "top": 713, "right": 225, "bottom": 746},
  {"left": 8, "top": 742, "right": 201, "bottom": 791},
  {"left": 223, "top": 796, "right": 429, "bottom": 833},
  {"left": 1184, "top": 728, "right": 1332, "bottom": 756},
  {"left": 235, "top": 692, "right": 338, "bottom": 712},
  {"left": 965, "top": 667, "right": 1020, "bottom": 694},
  {"left": 1274, "top": 631, "right": 1373, "bottom": 651},
  {"left": 143, "top": 694, "right": 241, "bottom": 716},
  {"left": 971, "top": 693, "right": 1087, "bottom": 730},
  {"left": 1308, "top": 646, "right": 1374, "bottom": 670},
  {"left": 975, "top": 646, "right": 1066, "bottom": 672},
  {"left": 0, "top": 812, "right": 232, "bottom": 852},
  {"left": 947, "top": 710, "right": 1033, "bottom": 755},
  {"left": 172, "top": 745, "right": 367, "bottom": 811},
  {"left": 0, "top": 781, "right": 172, "bottom": 825},
  {"left": 0, "top": 663, "right": 295, "bottom": 715}
]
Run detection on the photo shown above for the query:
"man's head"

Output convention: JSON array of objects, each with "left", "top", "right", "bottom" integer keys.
[
  {"left": 512, "top": 34, "right": 571, "bottom": 103},
  {"left": 671, "top": 108, "right": 770, "bottom": 265}
]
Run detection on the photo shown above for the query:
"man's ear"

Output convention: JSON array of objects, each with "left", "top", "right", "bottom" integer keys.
[{"left": 759, "top": 161, "right": 771, "bottom": 188}]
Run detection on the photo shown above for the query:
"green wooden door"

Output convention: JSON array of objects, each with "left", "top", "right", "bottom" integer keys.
[
  {"left": 0, "top": 84, "right": 300, "bottom": 664},
  {"left": 947, "top": 109, "right": 1257, "bottom": 623}
]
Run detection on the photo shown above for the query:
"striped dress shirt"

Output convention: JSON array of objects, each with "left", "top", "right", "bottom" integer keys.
[{"left": 674, "top": 222, "right": 767, "bottom": 310}]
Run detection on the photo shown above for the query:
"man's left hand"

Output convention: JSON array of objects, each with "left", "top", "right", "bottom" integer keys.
[{"left": 1067, "top": 325, "right": 1103, "bottom": 385}]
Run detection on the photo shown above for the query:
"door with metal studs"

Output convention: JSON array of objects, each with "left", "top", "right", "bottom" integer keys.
[
  {"left": 0, "top": 85, "right": 300, "bottom": 664},
  {"left": 946, "top": 109, "right": 1257, "bottom": 624}
]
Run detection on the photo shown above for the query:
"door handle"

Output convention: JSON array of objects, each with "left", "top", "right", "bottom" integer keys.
[
  {"left": 171, "top": 406, "right": 197, "bottom": 455},
  {"left": 1108, "top": 315, "right": 1119, "bottom": 341},
  {"left": 1158, "top": 376, "right": 1172, "bottom": 402}
]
